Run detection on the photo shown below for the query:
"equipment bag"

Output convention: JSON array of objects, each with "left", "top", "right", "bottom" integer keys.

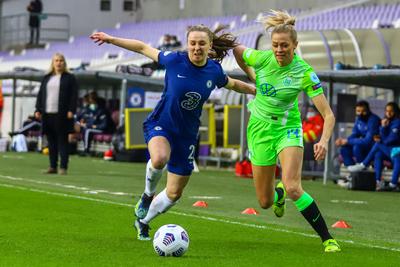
[{"left": 348, "top": 171, "right": 376, "bottom": 191}]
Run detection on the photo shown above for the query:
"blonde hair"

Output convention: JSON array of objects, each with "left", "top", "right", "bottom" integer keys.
[
  {"left": 186, "top": 24, "right": 238, "bottom": 62},
  {"left": 259, "top": 9, "right": 297, "bottom": 43},
  {"left": 47, "top": 52, "right": 69, "bottom": 74}
]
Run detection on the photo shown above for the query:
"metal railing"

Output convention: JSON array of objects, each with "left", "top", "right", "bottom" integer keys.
[{"left": 1, "top": 12, "right": 70, "bottom": 49}]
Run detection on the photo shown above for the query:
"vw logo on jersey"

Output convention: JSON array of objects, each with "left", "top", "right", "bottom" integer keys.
[
  {"left": 181, "top": 92, "right": 202, "bottom": 110},
  {"left": 154, "top": 126, "right": 163, "bottom": 131},
  {"left": 310, "top": 72, "right": 320, "bottom": 83},
  {"left": 206, "top": 80, "right": 213, "bottom": 88},
  {"left": 259, "top": 83, "right": 277, "bottom": 97}
]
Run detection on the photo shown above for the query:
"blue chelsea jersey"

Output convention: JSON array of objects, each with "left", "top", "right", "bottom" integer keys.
[{"left": 145, "top": 51, "right": 228, "bottom": 137}]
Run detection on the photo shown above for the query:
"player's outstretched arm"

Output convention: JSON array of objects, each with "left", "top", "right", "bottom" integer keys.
[
  {"left": 90, "top": 32, "right": 160, "bottom": 62},
  {"left": 233, "top": 45, "right": 256, "bottom": 83},
  {"left": 225, "top": 77, "right": 256, "bottom": 95}
]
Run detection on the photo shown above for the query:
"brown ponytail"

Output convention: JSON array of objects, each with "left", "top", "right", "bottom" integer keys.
[{"left": 187, "top": 24, "right": 238, "bottom": 62}]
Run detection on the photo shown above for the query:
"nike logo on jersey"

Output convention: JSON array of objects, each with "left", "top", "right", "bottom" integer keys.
[{"left": 177, "top": 74, "right": 187, "bottom": 78}]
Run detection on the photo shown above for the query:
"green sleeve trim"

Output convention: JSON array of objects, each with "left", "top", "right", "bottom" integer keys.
[{"left": 294, "top": 192, "right": 314, "bottom": 211}]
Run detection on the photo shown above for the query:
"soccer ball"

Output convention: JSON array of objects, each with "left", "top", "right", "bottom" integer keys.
[{"left": 153, "top": 224, "right": 189, "bottom": 257}]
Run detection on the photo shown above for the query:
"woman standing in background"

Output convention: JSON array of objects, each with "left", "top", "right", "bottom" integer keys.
[{"left": 35, "top": 53, "right": 78, "bottom": 175}]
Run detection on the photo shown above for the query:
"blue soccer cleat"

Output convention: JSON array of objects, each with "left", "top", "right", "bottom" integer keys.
[
  {"left": 135, "top": 193, "right": 153, "bottom": 219},
  {"left": 134, "top": 218, "right": 151, "bottom": 241}
]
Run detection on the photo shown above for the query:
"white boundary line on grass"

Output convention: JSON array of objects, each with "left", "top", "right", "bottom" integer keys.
[
  {"left": 0, "top": 174, "right": 131, "bottom": 196},
  {"left": 0, "top": 182, "right": 399, "bottom": 253}
]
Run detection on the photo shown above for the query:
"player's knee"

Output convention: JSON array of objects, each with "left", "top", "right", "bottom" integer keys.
[
  {"left": 258, "top": 197, "right": 273, "bottom": 209},
  {"left": 166, "top": 190, "right": 182, "bottom": 202},
  {"left": 151, "top": 155, "right": 168, "bottom": 169}
]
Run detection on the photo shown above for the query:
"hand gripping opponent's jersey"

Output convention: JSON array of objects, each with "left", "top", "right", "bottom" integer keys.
[
  {"left": 243, "top": 48, "right": 323, "bottom": 127},
  {"left": 145, "top": 51, "right": 228, "bottom": 138}
]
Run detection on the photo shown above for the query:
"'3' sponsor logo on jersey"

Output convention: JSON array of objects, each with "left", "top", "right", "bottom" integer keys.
[{"left": 181, "top": 92, "right": 202, "bottom": 110}]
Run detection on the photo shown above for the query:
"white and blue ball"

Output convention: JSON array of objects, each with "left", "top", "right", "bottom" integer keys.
[{"left": 153, "top": 224, "right": 189, "bottom": 257}]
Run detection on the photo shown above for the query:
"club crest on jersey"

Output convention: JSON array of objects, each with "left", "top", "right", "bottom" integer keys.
[
  {"left": 206, "top": 80, "right": 213, "bottom": 88},
  {"left": 154, "top": 126, "right": 163, "bottom": 131},
  {"left": 181, "top": 92, "right": 202, "bottom": 110},
  {"left": 283, "top": 77, "right": 292, "bottom": 86}
]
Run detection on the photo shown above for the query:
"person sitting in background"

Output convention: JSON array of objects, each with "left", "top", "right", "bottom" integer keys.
[
  {"left": 68, "top": 93, "right": 91, "bottom": 150},
  {"left": 157, "top": 34, "right": 172, "bottom": 51},
  {"left": 80, "top": 93, "right": 114, "bottom": 154},
  {"left": 9, "top": 114, "right": 41, "bottom": 137},
  {"left": 170, "top": 35, "right": 182, "bottom": 49},
  {"left": 335, "top": 101, "right": 380, "bottom": 169},
  {"left": 348, "top": 102, "right": 400, "bottom": 191},
  {"left": 75, "top": 94, "right": 90, "bottom": 126}
]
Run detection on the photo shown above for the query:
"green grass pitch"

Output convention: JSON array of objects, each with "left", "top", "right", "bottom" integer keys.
[{"left": 0, "top": 152, "right": 399, "bottom": 266}]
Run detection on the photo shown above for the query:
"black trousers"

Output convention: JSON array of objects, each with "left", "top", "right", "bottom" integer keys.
[
  {"left": 44, "top": 114, "right": 69, "bottom": 169},
  {"left": 29, "top": 26, "right": 40, "bottom": 44}
]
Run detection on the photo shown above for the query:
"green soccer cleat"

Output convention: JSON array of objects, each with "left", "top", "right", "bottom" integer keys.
[
  {"left": 323, "top": 239, "right": 341, "bottom": 252},
  {"left": 134, "top": 219, "right": 151, "bottom": 241},
  {"left": 135, "top": 193, "right": 153, "bottom": 219},
  {"left": 273, "top": 181, "right": 286, "bottom": 217}
]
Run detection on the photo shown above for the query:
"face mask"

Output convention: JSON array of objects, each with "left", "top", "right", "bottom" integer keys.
[
  {"left": 358, "top": 114, "right": 368, "bottom": 120},
  {"left": 89, "top": 104, "right": 97, "bottom": 111},
  {"left": 307, "top": 112, "right": 316, "bottom": 118}
]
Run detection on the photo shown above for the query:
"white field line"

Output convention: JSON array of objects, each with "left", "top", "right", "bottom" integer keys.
[
  {"left": 188, "top": 196, "right": 222, "bottom": 199},
  {"left": 331, "top": 200, "right": 368, "bottom": 204},
  {"left": 0, "top": 174, "right": 131, "bottom": 196},
  {"left": 0, "top": 181, "right": 399, "bottom": 253}
]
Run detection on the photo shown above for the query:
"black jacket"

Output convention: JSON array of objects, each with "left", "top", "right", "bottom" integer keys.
[
  {"left": 35, "top": 72, "right": 78, "bottom": 133},
  {"left": 27, "top": 0, "right": 43, "bottom": 27}
]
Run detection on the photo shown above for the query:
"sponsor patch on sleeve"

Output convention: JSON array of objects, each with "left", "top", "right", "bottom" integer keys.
[
  {"left": 245, "top": 49, "right": 252, "bottom": 59},
  {"left": 312, "top": 83, "right": 322, "bottom": 90},
  {"left": 310, "top": 72, "right": 320, "bottom": 83}
]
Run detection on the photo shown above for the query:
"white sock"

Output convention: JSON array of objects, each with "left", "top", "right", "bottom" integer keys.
[
  {"left": 144, "top": 159, "right": 164, "bottom": 196},
  {"left": 140, "top": 188, "right": 175, "bottom": 224}
]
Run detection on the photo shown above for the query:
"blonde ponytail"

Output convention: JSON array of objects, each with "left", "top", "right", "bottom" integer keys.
[{"left": 259, "top": 9, "right": 297, "bottom": 43}]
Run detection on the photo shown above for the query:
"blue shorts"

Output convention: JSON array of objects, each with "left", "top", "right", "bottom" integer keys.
[{"left": 143, "top": 121, "right": 196, "bottom": 176}]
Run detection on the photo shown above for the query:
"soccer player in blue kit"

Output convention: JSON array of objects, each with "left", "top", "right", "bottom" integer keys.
[{"left": 91, "top": 25, "right": 256, "bottom": 240}]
